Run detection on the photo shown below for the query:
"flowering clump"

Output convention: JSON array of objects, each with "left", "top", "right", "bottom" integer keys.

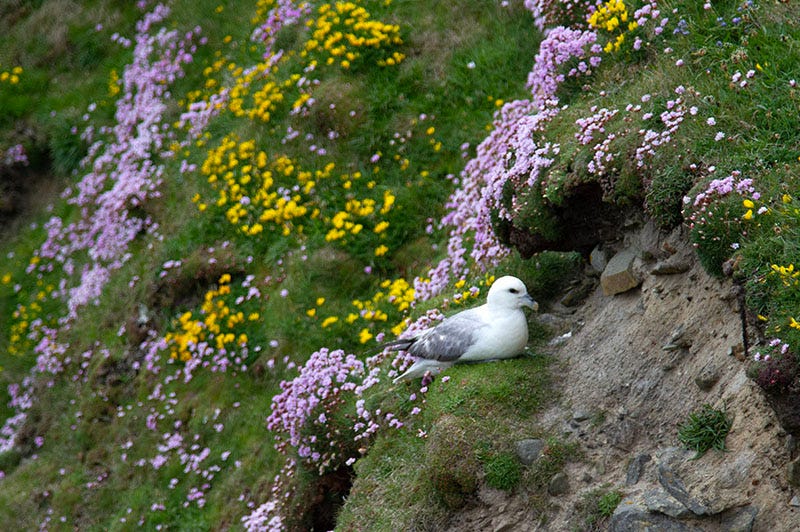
[
  {"left": 302, "top": 1, "right": 404, "bottom": 70},
  {"left": 751, "top": 339, "right": 798, "bottom": 395},
  {"left": 267, "top": 348, "right": 367, "bottom": 473},
  {"left": 347, "top": 277, "right": 416, "bottom": 339},
  {"left": 195, "top": 135, "right": 333, "bottom": 237},
  {"left": 683, "top": 171, "right": 755, "bottom": 274},
  {"left": 524, "top": 0, "right": 592, "bottom": 31},
  {"left": 164, "top": 274, "right": 261, "bottom": 371},
  {"left": 635, "top": 86, "right": 696, "bottom": 169},
  {"left": 527, "top": 26, "right": 599, "bottom": 108},
  {"left": 6, "top": 277, "right": 58, "bottom": 356},
  {"left": 323, "top": 188, "right": 396, "bottom": 253},
  {"left": 738, "top": 192, "right": 800, "bottom": 342},
  {"left": 588, "top": 0, "right": 638, "bottom": 53},
  {"left": 0, "top": 64, "right": 22, "bottom": 84}
]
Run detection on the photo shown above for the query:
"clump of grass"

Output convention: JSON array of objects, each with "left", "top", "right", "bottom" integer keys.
[
  {"left": 575, "top": 486, "right": 624, "bottom": 531},
  {"left": 677, "top": 404, "right": 732, "bottom": 458},
  {"left": 427, "top": 415, "right": 481, "bottom": 509},
  {"left": 524, "top": 437, "right": 581, "bottom": 489},
  {"left": 481, "top": 450, "right": 521, "bottom": 491},
  {"left": 597, "top": 489, "right": 623, "bottom": 517}
]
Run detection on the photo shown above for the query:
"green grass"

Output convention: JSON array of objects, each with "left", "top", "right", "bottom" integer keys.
[
  {"left": 573, "top": 486, "right": 624, "bottom": 531},
  {"left": 2, "top": 0, "right": 800, "bottom": 529},
  {"left": 337, "top": 351, "right": 558, "bottom": 530},
  {"left": 677, "top": 404, "right": 733, "bottom": 458},
  {"left": 0, "top": 0, "right": 543, "bottom": 529}
]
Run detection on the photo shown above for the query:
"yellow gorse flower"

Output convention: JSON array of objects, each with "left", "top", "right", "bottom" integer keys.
[
  {"left": 196, "top": 134, "right": 333, "bottom": 238},
  {"left": 164, "top": 273, "right": 258, "bottom": 361},
  {"left": 303, "top": 1, "right": 404, "bottom": 70},
  {"left": 770, "top": 263, "right": 800, "bottom": 287},
  {"left": 589, "top": 0, "right": 637, "bottom": 53},
  {"left": 0, "top": 65, "right": 22, "bottom": 84}
]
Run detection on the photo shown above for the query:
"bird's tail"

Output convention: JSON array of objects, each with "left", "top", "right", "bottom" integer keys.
[{"left": 378, "top": 337, "right": 416, "bottom": 353}]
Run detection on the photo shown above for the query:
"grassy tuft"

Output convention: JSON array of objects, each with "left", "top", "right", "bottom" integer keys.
[
  {"left": 574, "top": 486, "right": 624, "bottom": 531},
  {"left": 481, "top": 449, "right": 522, "bottom": 491},
  {"left": 677, "top": 404, "right": 732, "bottom": 458}
]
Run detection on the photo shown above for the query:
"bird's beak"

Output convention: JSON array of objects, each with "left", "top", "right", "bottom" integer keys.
[{"left": 523, "top": 295, "right": 538, "bottom": 311}]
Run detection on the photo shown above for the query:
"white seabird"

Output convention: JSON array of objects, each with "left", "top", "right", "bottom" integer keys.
[{"left": 385, "top": 275, "right": 538, "bottom": 383}]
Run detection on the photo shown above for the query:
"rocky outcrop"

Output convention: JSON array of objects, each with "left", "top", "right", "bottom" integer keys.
[
  {"left": 479, "top": 223, "right": 797, "bottom": 531},
  {"left": 545, "top": 224, "right": 797, "bottom": 530},
  {"left": 436, "top": 223, "right": 797, "bottom": 531}
]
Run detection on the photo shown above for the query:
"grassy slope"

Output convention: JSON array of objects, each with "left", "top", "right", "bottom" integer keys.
[
  {"left": 1, "top": 0, "right": 800, "bottom": 530},
  {"left": 0, "top": 0, "right": 542, "bottom": 529},
  {"left": 338, "top": 1, "right": 800, "bottom": 529}
]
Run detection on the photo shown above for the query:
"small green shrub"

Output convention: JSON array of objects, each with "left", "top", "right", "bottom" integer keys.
[
  {"left": 48, "top": 111, "right": 89, "bottom": 175},
  {"left": 525, "top": 250, "right": 584, "bottom": 301},
  {"left": 677, "top": 404, "right": 732, "bottom": 458},
  {"left": 525, "top": 437, "right": 580, "bottom": 489}
]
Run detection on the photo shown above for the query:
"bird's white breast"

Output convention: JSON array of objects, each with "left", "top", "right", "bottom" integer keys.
[{"left": 458, "top": 307, "right": 528, "bottom": 362}]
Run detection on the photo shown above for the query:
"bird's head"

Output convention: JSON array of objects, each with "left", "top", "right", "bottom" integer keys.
[{"left": 486, "top": 275, "right": 538, "bottom": 311}]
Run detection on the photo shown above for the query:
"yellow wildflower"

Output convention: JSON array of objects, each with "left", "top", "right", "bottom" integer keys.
[
  {"left": 321, "top": 316, "right": 339, "bottom": 328},
  {"left": 359, "top": 328, "right": 373, "bottom": 344}
]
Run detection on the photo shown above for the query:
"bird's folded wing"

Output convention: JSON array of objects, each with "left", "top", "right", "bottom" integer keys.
[{"left": 408, "top": 312, "right": 486, "bottom": 362}]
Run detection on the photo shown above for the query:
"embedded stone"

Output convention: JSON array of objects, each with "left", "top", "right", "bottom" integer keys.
[
  {"left": 695, "top": 363, "right": 721, "bottom": 391},
  {"left": 547, "top": 472, "right": 569, "bottom": 496},
  {"left": 515, "top": 439, "right": 545, "bottom": 466},
  {"left": 590, "top": 244, "right": 610, "bottom": 273},
  {"left": 610, "top": 498, "right": 701, "bottom": 532},
  {"left": 601, "top": 248, "right": 642, "bottom": 296},
  {"left": 643, "top": 489, "right": 692, "bottom": 518},
  {"left": 625, "top": 453, "right": 651, "bottom": 486},
  {"left": 787, "top": 458, "right": 800, "bottom": 487}
]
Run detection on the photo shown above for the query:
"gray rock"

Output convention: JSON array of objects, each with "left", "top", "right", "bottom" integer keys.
[
  {"left": 790, "top": 494, "right": 800, "bottom": 507},
  {"left": 788, "top": 459, "right": 800, "bottom": 487},
  {"left": 590, "top": 245, "right": 610, "bottom": 273},
  {"left": 786, "top": 434, "right": 798, "bottom": 457},
  {"left": 662, "top": 324, "right": 691, "bottom": 351},
  {"left": 547, "top": 472, "right": 569, "bottom": 496},
  {"left": 609, "top": 417, "right": 640, "bottom": 451},
  {"left": 721, "top": 505, "right": 758, "bottom": 532},
  {"left": 515, "top": 439, "right": 545, "bottom": 466},
  {"left": 572, "top": 409, "right": 591, "bottom": 422},
  {"left": 651, "top": 257, "right": 691, "bottom": 275},
  {"left": 657, "top": 450, "right": 714, "bottom": 516},
  {"left": 655, "top": 447, "right": 752, "bottom": 517},
  {"left": 561, "top": 278, "right": 596, "bottom": 306},
  {"left": 625, "top": 453, "right": 651, "bottom": 486},
  {"left": 694, "top": 363, "right": 721, "bottom": 391},
  {"left": 610, "top": 499, "right": 701, "bottom": 532},
  {"left": 601, "top": 248, "right": 642, "bottom": 296},
  {"left": 661, "top": 350, "right": 687, "bottom": 372},
  {"left": 643, "top": 488, "right": 692, "bottom": 518},
  {"left": 492, "top": 515, "right": 517, "bottom": 532},
  {"left": 716, "top": 451, "right": 755, "bottom": 489}
]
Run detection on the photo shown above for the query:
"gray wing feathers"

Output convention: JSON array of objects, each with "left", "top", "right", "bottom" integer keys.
[{"left": 406, "top": 313, "right": 486, "bottom": 362}]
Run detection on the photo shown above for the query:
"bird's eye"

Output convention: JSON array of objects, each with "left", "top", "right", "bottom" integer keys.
[{"left": 509, "top": 288, "right": 519, "bottom": 294}]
